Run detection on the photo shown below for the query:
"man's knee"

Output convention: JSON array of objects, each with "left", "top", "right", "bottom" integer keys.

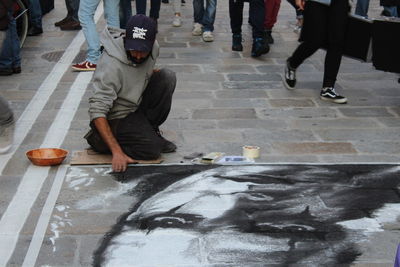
[{"left": 158, "top": 68, "right": 177, "bottom": 92}]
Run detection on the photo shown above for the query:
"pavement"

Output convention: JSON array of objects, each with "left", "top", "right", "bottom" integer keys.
[{"left": 0, "top": 0, "right": 399, "bottom": 266}]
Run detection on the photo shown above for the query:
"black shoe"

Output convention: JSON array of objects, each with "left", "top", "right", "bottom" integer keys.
[
  {"left": 381, "top": 9, "right": 391, "bottom": 16},
  {"left": 27, "top": 26, "right": 43, "bottom": 36},
  {"left": 251, "top": 37, "right": 269, "bottom": 57},
  {"left": 264, "top": 29, "right": 274, "bottom": 44},
  {"left": 12, "top": 66, "right": 21, "bottom": 74},
  {"left": 155, "top": 129, "right": 177, "bottom": 153},
  {"left": 60, "top": 20, "right": 82, "bottom": 31},
  {"left": 320, "top": 87, "right": 347, "bottom": 104},
  {"left": 0, "top": 68, "right": 13, "bottom": 76},
  {"left": 54, "top": 16, "right": 72, "bottom": 27},
  {"left": 161, "top": 0, "right": 169, "bottom": 3},
  {"left": 232, "top": 34, "right": 243, "bottom": 51},
  {"left": 181, "top": 0, "right": 185, "bottom": 4},
  {"left": 283, "top": 59, "right": 296, "bottom": 89}
]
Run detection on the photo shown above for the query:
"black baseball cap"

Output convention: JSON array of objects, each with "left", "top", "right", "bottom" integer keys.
[{"left": 124, "top": 15, "right": 157, "bottom": 52}]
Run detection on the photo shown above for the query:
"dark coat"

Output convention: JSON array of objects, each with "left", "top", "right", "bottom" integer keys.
[{"left": 0, "top": 0, "right": 14, "bottom": 31}]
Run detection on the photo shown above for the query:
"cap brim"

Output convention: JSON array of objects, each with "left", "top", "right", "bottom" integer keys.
[{"left": 124, "top": 39, "right": 152, "bottom": 52}]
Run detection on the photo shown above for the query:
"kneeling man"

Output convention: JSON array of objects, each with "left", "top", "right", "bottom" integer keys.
[{"left": 85, "top": 15, "right": 177, "bottom": 172}]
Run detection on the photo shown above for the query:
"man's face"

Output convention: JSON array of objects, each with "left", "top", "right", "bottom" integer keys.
[{"left": 128, "top": 50, "right": 150, "bottom": 64}]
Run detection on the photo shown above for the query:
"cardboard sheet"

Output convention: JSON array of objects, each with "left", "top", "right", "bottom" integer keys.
[{"left": 70, "top": 149, "right": 163, "bottom": 165}]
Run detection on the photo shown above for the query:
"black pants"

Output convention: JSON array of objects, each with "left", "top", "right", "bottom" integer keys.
[
  {"left": 229, "top": 0, "right": 265, "bottom": 39},
  {"left": 288, "top": 0, "right": 349, "bottom": 88},
  {"left": 87, "top": 69, "right": 176, "bottom": 160}
]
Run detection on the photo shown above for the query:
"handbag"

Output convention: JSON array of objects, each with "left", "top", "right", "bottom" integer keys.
[
  {"left": 372, "top": 18, "right": 400, "bottom": 73},
  {"left": 342, "top": 14, "right": 373, "bottom": 62}
]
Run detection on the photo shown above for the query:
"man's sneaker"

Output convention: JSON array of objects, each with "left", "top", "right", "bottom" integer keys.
[
  {"left": 202, "top": 31, "right": 214, "bottom": 42},
  {"left": 0, "top": 123, "right": 14, "bottom": 154},
  {"left": 320, "top": 87, "right": 347, "bottom": 104},
  {"left": 192, "top": 23, "right": 203, "bottom": 36},
  {"left": 155, "top": 129, "right": 177, "bottom": 153},
  {"left": 283, "top": 59, "right": 296, "bottom": 89},
  {"left": 251, "top": 37, "right": 270, "bottom": 57},
  {"left": 232, "top": 34, "right": 243, "bottom": 51},
  {"left": 172, "top": 15, "right": 181, "bottom": 27},
  {"left": 72, "top": 61, "right": 96, "bottom": 71},
  {"left": 264, "top": 29, "right": 274, "bottom": 44}
]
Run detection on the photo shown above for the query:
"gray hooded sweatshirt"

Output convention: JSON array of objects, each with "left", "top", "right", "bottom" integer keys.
[{"left": 89, "top": 26, "right": 159, "bottom": 121}]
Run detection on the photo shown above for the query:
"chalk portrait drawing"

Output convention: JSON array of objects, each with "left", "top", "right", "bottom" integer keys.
[{"left": 92, "top": 165, "right": 400, "bottom": 266}]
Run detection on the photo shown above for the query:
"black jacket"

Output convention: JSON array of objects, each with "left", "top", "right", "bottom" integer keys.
[{"left": 0, "top": 0, "right": 14, "bottom": 31}]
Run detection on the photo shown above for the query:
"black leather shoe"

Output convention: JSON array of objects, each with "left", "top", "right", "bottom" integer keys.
[
  {"left": 27, "top": 27, "right": 43, "bottom": 36},
  {"left": 0, "top": 68, "right": 13, "bottom": 76},
  {"left": 12, "top": 66, "right": 21, "bottom": 74},
  {"left": 55, "top": 16, "right": 72, "bottom": 27},
  {"left": 232, "top": 34, "right": 243, "bottom": 51},
  {"left": 155, "top": 128, "right": 177, "bottom": 153},
  {"left": 60, "top": 20, "right": 82, "bottom": 31}
]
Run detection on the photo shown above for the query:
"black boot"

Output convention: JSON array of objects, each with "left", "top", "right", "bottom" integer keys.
[
  {"left": 232, "top": 34, "right": 243, "bottom": 51},
  {"left": 27, "top": 26, "right": 43, "bottom": 36},
  {"left": 264, "top": 29, "right": 274, "bottom": 44},
  {"left": 251, "top": 37, "right": 270, "bottom": 57},
  {"left": 155, "top": 128, "right": 177, "bottom": 153}
]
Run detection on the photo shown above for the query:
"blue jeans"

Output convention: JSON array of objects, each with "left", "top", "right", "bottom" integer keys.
[
  {"left": 193, "top": 0, "right": 217, "bottom": 32},
  {"left": 383, "top": 6, "right": 399, "bottom": 17},
  {"left": 0, "top": 14, "right": 21, "bottom": 69},
  {"left": 66, "top": 0, "right": 80, "bottom": 22},
  {"left": 28, "top": 0, "right": 42, "bottom": 28},
  {"left": 136, "top": 0, "right": 161, "bottom": 19},
  {"left": 120, "top": 0, "right": 132, "bottom": 29},
  {"left": 355, "top": 0, "right": 369, "bottom": 17},
  {"left": 79, "top": 0, "right": 120, "bottom": 64}
]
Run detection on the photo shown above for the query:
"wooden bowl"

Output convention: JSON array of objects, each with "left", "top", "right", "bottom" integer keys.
[{"left": 26, "top": 148, "right": 68, "bottom": 166}]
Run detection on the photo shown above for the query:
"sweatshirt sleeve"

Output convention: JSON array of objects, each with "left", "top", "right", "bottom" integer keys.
[{"left": 88, "top": 56, "right": 121, "bottom": 121}]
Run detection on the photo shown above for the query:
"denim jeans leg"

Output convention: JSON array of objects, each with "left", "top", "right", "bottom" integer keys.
[
  {"left": 0, "top": 96, "right": 14, "bottom": 127},
  {"left": 79, "top": 0, "right": 101, "bottom": 64},
  {"left": 202, "top": 0, "right": 217, "bottom": 31},
  {"left": 136, "top": 0, "right": 147, "bottom": 15},
  {"left": 104, "top": 0, "right": 120, "bottom": 28},
  {"left": 28, "top": 0, "right": 42, "bottom": 28},
  {"left": 0, "top": 14, "right": 21, "bottom": 69},
  {"left": 193, "top": 0, "right": 205, "bottom": 24},
  {"left": 384, "top": 6, "right": 398, "bottom": 17},
  {"left": 67, "top": 0, "right": 80, "bottom": 22},
  {"left": 355, "top": 0, "right": 369, "bottom": 17},
  {"left": 119, "top": 0, "right": 132, "bottom": 28}
]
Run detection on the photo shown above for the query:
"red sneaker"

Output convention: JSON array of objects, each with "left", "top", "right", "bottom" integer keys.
[{"left": 72, "top": 61, "right": 96, "bottom": 71}]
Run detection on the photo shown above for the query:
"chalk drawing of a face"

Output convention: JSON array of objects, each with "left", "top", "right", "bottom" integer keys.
[{"left": 93, "top": 165, "right": 400, "bottom": 266}]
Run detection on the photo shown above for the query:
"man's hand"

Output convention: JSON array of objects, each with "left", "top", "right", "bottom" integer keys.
[
  {"left": 296, "top": 0, "right": 305, "bottom": 10},
  {"left": 93, "top": 117, "right": 135, "bottom": 173},
  {"left": 112, "top": 151, "right": 135, "bottom": 172}
]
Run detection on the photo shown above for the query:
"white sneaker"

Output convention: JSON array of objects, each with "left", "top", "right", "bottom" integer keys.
[
  {"left": 192, "top": 23, "right": 203, "bottom": 36},
  {"left": 202, "top": 31, "right": 214, "bottom": 42},
  {"left": 0, "top": 123, "right": 14, "bottom": 154},
  {"left": 172, "top": 15, "right": 181, "bottom": 27}
]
